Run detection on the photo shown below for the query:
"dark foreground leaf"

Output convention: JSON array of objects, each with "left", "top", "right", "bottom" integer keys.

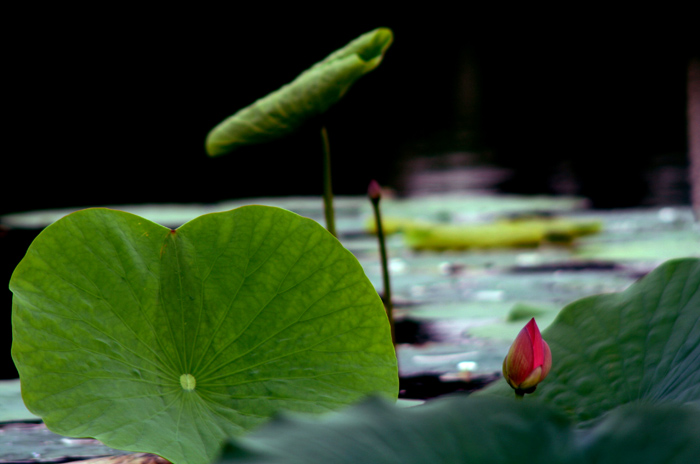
[{"left": 216, "top": 395, "right": 700, "bottom": 464}]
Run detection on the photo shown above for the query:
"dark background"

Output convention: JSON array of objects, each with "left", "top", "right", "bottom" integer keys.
[
  {"left": 3, "top": 13, "right": 696, "bottom": 215},
  {"left": 1, "top": 11, "right": 697, "bottom": 378}
]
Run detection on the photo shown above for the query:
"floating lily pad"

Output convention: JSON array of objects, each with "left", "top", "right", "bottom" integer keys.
[
  {"left": 10, "top": 206, "right": 397, "bottom": 464},
  {"left": 376, "top": 194, "right": 588, "bottom": 219},
  {"left": 465, "top": 305, "right": 561, "bottom": 341},
  {"left": 0, "top": 379, "right": 38, "bottom": 423},
  {"left": 402, "top": 218, "right": 602, "bottom": 251},
  {"left": 396, "top": 300, "right": 559, "bottom": 335},
  {"left": 479, "top": 258, "right": 700, "bottom": 422},
  {"left": 506, "top": 302, "right": 551, "bottom": 322},
  {"left": 0, "top": 422, "right": 129, "bottom": 462},
  {"left": 575, "top": 234, "right": 700, "bottom": 262}
]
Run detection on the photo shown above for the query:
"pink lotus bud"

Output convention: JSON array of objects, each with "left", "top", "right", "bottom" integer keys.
[
  {"left": 368, "top": 179, "right": 382, "bottom": 201},
  {"left": 502, "top": 318, "right": 552, "bottom": 394}
]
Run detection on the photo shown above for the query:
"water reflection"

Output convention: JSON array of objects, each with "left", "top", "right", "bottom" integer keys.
[{"left": 397, "top": 151, "right": 691, "bottom": 209}]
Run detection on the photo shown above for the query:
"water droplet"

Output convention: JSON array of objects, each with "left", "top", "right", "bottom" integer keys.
[{"left": 457, "top": 361, "right": 478, "bottom": 371}]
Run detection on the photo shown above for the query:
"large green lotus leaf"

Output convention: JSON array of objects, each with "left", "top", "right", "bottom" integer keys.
[
  {"left": 10, "top": 206, "right": 397, "bottom": 464},
  {"left": 215, "top": 395, "right": 700, "bottom": 463},
  {"left": 205, "top": 28, "right": 393, "bottom": 156},
  {"left": 478, "top": 258, "right": 700, "bottom": 422}
]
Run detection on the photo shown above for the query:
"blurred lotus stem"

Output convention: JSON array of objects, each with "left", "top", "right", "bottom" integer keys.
[
  {"left": 321, "top": 127, "right": 336, "bottom": 237},
  {"left": 369, "top": 180, "right": 395, "bottom": 346}
]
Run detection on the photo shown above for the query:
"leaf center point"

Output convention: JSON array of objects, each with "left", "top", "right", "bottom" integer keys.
[{"left": 180, "top": 374, "right": 196, "bottom": 391}]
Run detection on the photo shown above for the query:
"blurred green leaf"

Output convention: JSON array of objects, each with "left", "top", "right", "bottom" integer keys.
[
  {"left": 215, "top": 395, "right": 700, "bottom": 463},
  {"left": 506, "top": 302, "right": 551, "bottom": 322},
  {"left": 402, "top": 218, "right": 602, "bottom": 251}
]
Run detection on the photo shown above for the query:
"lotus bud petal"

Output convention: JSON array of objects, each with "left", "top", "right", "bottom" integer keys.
[
  {"left": 368, "top": 180, "right": 382, "bottom": 201},
  {"left": 503, "top": 318, "right": 552, "bottom": 394}
]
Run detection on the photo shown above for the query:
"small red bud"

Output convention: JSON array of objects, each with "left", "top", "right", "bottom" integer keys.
[
  {"left": 503, "top": 318, "right": 552, "bottom": 394},
  {"left": 368, "top": 180, "right": 382, "bottom": 200}
]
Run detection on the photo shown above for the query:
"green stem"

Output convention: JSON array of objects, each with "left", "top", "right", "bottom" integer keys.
[
  {"left": 371, "top": 197, "right": 395, "bottom": 346},
  {"left": 321, "top": 126, "right": 336, "bottom": 237},
  {"left": 515, "top": 391, "right": 524, "bottom": 400}
]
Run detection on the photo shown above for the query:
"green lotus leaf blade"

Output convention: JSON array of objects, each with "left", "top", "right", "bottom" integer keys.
[
  {"left": 479, "top": 258, "right": 700, "bottom": 422},
  {"left": 10, "top": 206, "right": 397, "bottom": 464},
  {"left": 215, "top": 395, "right": 700, "bottom": 464},
  {"left": 205, "top": 28, "right": 393, "bottom": 156}
]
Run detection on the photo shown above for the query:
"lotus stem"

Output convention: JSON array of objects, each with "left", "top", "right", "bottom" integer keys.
[
  {"left": 369, "top": 180, "right": 395, "bottom": 346},
  {"left": 515, "top": 391, "right": 524, "bottom": 400},
  {"left": 321, "top": 126, "right": 336, "bottom": 237}
]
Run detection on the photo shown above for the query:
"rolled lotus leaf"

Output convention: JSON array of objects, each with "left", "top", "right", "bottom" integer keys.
[{"left": 205, "top": 28, "right": 393, "bottom": 156}]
